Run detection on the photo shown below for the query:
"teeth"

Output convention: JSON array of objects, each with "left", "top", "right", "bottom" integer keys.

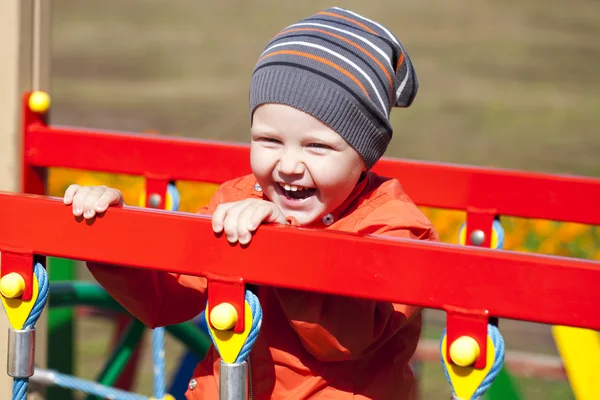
[{"left": 280, "top": 183, "right": 305, "bottom": 192}]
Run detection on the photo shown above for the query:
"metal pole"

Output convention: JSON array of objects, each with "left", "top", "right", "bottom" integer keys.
[{"left": 219, "top": 360, "right": 247, "bottom": 400}]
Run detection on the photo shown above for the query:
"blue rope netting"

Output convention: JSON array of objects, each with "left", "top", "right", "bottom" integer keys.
[
  {"left": 44, "top": 369, "right": 150, "bottom": 400},
  {"left": 12, "top": 262, "right": 49, "bottom": 400},
  {"left": 440, "top": 324, "right": 505, "bottom": 400},
  {"left": 207, "top": 289, "right": 263, "bottom": 363},
  {"left": 10, "top": 264, "right": 155, "bottom": 400}
]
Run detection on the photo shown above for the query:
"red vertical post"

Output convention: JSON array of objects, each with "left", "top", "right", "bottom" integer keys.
[
  {"left": 19, "top": 92, "right": 47, "bottom": 298},
  {"left": 443, "top": 186, "right": 498, "bottom": 369},
  {"left": 21, "top": 92, "right": 48, "bottom": 196}
]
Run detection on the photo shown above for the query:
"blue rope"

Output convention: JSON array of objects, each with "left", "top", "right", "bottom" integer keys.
[
  {"left": 11, "top": 263, "right": 49, "bottom": 400},
  {"left": 12, "top": 379, "right": 27, "bottom": 400},
  {"left": 440, "top": 324, "right": 505, "bottom": 400},
  {"left": 45, "top": 369, "right": 150, "bottom": 400},
  {"left": 236, "top": 290, "right": 262, "bottom": 363},
  {"left": 152, "top": 328, "right": 166, "bottom": 399},
  {"left": 474, "top": 325, "right": 504, "bottom": 398},
  {"left": 207, "top": 289, "right": 263, "bottom": 363},
  {"left": 167, "top": 183, "right": 180, "bottom": 212},
  {"left": 492, "top": 220, "right": 505, "bottom": 250},
  {"left": 24, "top": 263, "right": 49, "bottom": 329}
]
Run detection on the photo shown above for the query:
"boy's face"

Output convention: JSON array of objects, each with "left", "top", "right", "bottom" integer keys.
[{"left": 250, "top": 104, "right": 365, "bottom": 226}]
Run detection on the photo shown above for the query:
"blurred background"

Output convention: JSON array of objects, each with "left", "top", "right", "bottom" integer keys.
[{"left": 44, "top": 0, "right": 599, "bottom": 399}]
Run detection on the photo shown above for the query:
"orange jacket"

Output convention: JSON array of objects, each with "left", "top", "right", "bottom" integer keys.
[{"left": 87, "top": 172, "right": 438, "bottom": 399}]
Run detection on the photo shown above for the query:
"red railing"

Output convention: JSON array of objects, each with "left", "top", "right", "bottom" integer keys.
[
  {"left": 1, "top": 190, "right": 599, "bottom": 330},
  {"left": 23, "top": 103, "right": 600, "bottom": 225},
  {"left": 5, "top": 91, "right": 600, "bottom": 369}
]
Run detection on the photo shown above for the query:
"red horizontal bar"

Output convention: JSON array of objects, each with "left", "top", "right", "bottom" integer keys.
[
  {"left": 1, "top": 191, "right": 599, "bottom": 330},
  {"left": 372, "top": 159, "right": 600, "bottom": 225},
  {"left": 25, "top": 123, "right": 252, "bottom": 184},
  {"left": 24, "top": 123, "right": 600, "bottom": 225}
]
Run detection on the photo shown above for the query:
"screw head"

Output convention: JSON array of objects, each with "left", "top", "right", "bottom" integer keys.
[
  {"left": 322, "top": 213, "right": 334, "bottom": 226},
  {"left": 148, "top": 193, "right": 162, "bottom": 208},
  {"left": 470, "top": 229, "right": 485, "bottom": 246}
]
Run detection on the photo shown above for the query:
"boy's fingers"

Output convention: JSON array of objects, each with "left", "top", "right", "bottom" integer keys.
[
  {"left": 94, "top": 190, "right": 120, "bottom": 212},
  {"left": 238, "top": 204, "right": 261, "bottom": 245},
  {"left": 63, "top": 184, "right": 81, "bottom": 204},
  {"left": 246, "top": 203, "right": 273, "bottom": 231},
  {"left": 212, "top": 203, "right": 236, "bottom": 233},
  {"left": 223, "top": 203, "right": 246, "bottom": 243},
  {"left": 83, "top": 187, "right": 105, "bottom": 219},
  {"left": 223, "top": 200, "right": 255, "bottom": 243},
  {"left": 270, "top": 208, "right": 288, "bottom": 225},
  {"left": 71, "top": 186, "right": 91, "bottom": 216}
]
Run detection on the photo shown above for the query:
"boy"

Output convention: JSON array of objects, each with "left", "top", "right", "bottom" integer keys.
[{"left": 64, "top": 7, "right": 438, "bottom": 399}]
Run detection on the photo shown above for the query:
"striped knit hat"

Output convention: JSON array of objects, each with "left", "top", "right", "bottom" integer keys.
[{"left": 249, "top": 7, "right": 418, "bottom": 169}]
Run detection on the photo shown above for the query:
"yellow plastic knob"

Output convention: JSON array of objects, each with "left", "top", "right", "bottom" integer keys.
[
  {"left": 209, "top": 303, "right": 238, "bottom": 331},
  {"left": 0, "top": 273, "right": 26, "bottom": 299},
  {"left": 449, "top": 336, "right": 480, "bottom": 367},
  {"left": 28, "top": 91, "right": 51, "bottom": 113}
]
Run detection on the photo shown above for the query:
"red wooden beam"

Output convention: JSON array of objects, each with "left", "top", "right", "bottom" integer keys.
[
  {"left": 1, "top": 191, "right": 599, "bottom": 331},
  {"left": 24, "top": 122, "right": 600, "bottom": 225}
]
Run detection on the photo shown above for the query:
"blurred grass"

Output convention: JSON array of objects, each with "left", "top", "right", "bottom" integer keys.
[
  {"left": 50, "top": 0, "right": 600, "bottom": 176},
  {"left": 48, "top": 0, "right": 599, "bottom": 398}
]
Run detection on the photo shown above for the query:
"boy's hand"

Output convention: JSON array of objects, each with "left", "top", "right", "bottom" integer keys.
[
  {"left": 63, "top": 184, "right": 124, "bottom": 220},
  {"left": 212, "top": 199, "right": 287, "bottom": 245}
]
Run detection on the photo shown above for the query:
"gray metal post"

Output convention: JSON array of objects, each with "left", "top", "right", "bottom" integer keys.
[{"left": 219, "top": 360, "right": 248, "bottom": 400}]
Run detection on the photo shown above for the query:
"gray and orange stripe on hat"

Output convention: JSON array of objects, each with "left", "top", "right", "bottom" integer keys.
[{"left": 249, "top": 7, "right": 418, "bottom": 170}]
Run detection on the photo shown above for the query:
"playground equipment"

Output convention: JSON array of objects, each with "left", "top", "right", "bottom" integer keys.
[{"left": 0, "top": 91, "right": 599, "bottom": 399}]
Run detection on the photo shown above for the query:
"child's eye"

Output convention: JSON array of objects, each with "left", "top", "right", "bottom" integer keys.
[
  {"left": 308, "top": 143, "right": 332, "bottom": 150},
  {"left": 257, "top": 137, "right": 281, "bottom": 144}
]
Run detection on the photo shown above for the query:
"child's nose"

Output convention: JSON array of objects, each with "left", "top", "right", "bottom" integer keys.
[{"left": 278, "top": 152, "right": 305, "bottom": 175}]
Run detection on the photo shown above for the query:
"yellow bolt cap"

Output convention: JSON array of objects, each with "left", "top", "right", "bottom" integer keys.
[
  {"left": 28, "top": 91, "right": 51, "bottom": 113},
  {"left": 449, "top": 336, "right": 480, "bottom": 367},
  {"left": 0, "top": 273, "right": 26, "bottom": 299},
  {"left": 210, "top": 303, "right": 238, "bottom": 331}
]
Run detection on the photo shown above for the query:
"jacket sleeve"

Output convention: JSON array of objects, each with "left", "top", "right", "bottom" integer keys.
[
  {"left": 273, "top": 201, "right": 439, "bottom": 362},
  {"left": 86, "top": 181, "right": 237, "bottom": 328}
]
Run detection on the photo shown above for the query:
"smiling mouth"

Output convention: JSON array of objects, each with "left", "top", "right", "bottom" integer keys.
[{"left": 276, "top": 183, "right": 317, "bottom": 200}]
